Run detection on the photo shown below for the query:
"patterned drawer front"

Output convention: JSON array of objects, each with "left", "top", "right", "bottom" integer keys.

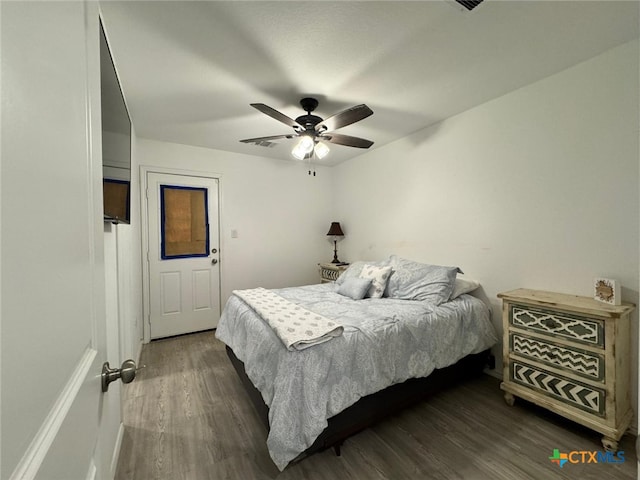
[
  {"left": 511, "top": 362, "right": 604, "bottom": 415},
  {"left": 510, "top": 304, "right": 603, "bottom": 346},
  {"left": 320, "top": 267, "right": 341, "bottom": 281},
  {"left": 510, "top": 333, "right": 604, "bottom": 381}
]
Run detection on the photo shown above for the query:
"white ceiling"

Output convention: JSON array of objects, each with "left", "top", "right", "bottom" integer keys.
[{"left": 99, "top": 0, "right": 639, "bottom": 166}]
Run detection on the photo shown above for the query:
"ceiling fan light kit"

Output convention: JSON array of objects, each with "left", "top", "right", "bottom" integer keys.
[
  {"left": 240, "top": 97, "right": 374, "bottom": 165},
  {"left": 291, "top": 138, "right": 330, "bottom": 161},
  {"left": 314, "top": 141, "right": 330, "bottom": 159},
  {"left": 291, "top": 135, "right": 315, "bottom": 160}
]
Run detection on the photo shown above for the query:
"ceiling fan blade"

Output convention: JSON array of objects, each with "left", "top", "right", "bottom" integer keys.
[
  {"left": 315, "top": 104, "right": 373, "bottom": 132},
  {"left": 322, "top": 133, "right": 374, "bottom": 149},
  {"left": 239, "top": 134, "right": 297, "bottom": 144},
  {"left": 251, "top": 103, "right": 303, "bottom": 130}
]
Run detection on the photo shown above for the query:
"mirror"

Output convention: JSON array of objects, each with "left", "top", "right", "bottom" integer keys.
[{"left": 100, "top": 19, "right": 131, "bottom": 224}]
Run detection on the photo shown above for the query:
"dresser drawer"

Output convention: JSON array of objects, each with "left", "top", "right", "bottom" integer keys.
[
  {"left": 510, "top": 333, "right": 604, "bottom": 381},
  {"left": 510, "top": 361, "right": 605, "bottom": 416},
  {"left": 509, "top": 304, "right": 604, "bottom": 347}
]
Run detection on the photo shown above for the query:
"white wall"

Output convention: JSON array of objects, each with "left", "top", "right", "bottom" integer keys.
[
  {"left": 136, "top": 139, "right": 334, "bottom": 305},
  {"left": 333, "top": 40, "right": 639, "bottom": 416}
]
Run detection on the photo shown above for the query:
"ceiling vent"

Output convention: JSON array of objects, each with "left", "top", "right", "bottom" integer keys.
[{"left": 454, "top": 0, "right": 484, "bottom": 11}]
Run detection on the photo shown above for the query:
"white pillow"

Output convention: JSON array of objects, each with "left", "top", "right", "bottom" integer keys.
[
  {"left": 335, "top": 260, "right": 389, "bottom": 285},
  {"left": 359, "top": 264, "right": 393, "bottom": 299},
  {"left": 450, "top": 275, "right": 481, "bottom": 300}
]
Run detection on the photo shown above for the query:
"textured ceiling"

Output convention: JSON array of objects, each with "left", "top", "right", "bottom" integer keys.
[{"left": 99, "top": 1, "right": 639, "bottom": 165}]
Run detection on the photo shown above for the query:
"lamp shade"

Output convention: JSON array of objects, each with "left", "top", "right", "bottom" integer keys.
[{"left": 326, "top": 222, "right": 344, "bottom": 236}]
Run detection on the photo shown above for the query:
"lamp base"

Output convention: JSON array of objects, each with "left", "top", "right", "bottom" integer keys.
[{"left": 331, "top": 240, "right": 340, "bottom": 264}]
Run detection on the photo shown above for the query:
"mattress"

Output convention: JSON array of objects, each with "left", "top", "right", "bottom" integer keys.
[{"left": 215, "top": 282, "right": 498, "bottom": 470}]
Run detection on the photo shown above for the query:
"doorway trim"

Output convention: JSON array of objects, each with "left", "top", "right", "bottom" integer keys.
[{"left": 140, "top": 165, "right": 223, "bottom": 343}]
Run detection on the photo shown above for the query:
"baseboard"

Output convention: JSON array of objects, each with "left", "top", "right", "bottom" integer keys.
[
  {"left": 110, "top": 422, "right": 124, "bottom": 478},
  {"left": 135, "top": 339, "right": 144, "bottom": 366},
  {"left": 484, "top": 368, "right": 502, "bottom": 380}
]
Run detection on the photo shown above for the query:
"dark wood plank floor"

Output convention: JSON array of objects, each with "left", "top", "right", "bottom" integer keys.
[{"left": 115, "top": 331, "right": 637, "bottom": 479}]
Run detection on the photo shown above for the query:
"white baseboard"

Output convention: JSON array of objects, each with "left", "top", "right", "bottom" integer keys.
[{"left": 135, "top": 339, "right": 144, "bottom": 365}]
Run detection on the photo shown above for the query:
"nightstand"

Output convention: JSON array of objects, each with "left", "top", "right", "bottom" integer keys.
[
  {"left": 318, "top": 262, "right": 349, "bottom": 283},
  {"left": 498, "top": 288, "right": 635, "bottom": 451}
]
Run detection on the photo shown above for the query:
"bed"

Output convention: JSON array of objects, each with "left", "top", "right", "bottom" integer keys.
[{"left": 215, "top": 257, "right": 499, "bottom": 470}]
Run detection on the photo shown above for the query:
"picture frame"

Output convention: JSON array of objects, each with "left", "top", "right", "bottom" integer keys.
[
  {"left": 593, "top": 277, "right": 621, "bottom": 305},
  {"left": 103, "top": 178, "right": 130, "bottom": 224}
]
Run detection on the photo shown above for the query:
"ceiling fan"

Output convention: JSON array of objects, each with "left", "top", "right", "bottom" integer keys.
[{"left": 239, "top": 97, "right": 374, "bottom": 160}]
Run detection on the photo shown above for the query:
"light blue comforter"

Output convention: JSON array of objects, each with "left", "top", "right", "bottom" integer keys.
[{"left": 215, "top": 283, "right": 498, "bottom": 470}]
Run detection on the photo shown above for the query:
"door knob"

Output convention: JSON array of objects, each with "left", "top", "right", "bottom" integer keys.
[
  {"left": 101, "top": 359, "right": 143, "bottom": 392},
  {"left": 211, "top": 258, "right": 218, "bottom": 265}
]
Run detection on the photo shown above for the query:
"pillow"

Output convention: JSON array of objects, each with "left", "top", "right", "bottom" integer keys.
[
  {"left": 359, "top": 264, "right": 393, "bottom": 299},
  {"left": 384, "top": 255, "right": 458, "bottom": 304},
  {"left": 450, "top": 275, "right": 481, "bottom": 300},
  {"left": 335, "top": 259, "right": 389, "bottom": 285},
  {"left": 337, "top": 277, "right": 373, "bottom": 300}
]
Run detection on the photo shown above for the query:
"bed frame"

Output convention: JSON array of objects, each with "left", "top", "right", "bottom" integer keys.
[{"left": 226, "top": 345, "right": 492, "bottom": 460}]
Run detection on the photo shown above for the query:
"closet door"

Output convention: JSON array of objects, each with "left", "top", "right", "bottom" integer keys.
[{"left": 146, "top": 172, "right": 221, "bottom": 339}]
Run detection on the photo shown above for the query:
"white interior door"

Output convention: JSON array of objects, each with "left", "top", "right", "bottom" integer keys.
[
  {"left": 2, "top": 3, "right": 123, "bottom": 480},
  {"left": 147, "top": 172, "right": 221, "bottom": 339}
]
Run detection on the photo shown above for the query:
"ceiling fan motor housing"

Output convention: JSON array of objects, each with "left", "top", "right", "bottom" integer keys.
[
  {"left": 296, "top": 97, "right": 322, "bottom": 131},
  {"left": 299, "top": 97, "right": 319, "bottom": 113},
  {"left": 295, "top": 114, "right": 323, "bottom": 131}
]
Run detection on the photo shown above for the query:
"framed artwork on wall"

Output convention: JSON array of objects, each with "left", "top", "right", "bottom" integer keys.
[{"left": 593, "top": 277, "right": 621, "bottom": 305}]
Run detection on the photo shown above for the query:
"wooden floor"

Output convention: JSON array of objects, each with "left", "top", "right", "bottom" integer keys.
[{"left": 116, "top": 331, "right": 637, "bottom": 480}]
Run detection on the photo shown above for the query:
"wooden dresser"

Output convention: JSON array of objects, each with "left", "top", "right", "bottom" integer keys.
[{"left": 498, "top": 288, "right": 635, "bottom": 451}]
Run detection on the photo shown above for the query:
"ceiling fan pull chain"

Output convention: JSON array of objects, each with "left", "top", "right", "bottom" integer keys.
[{"left": 307, "top": 148, "right": 317, "bottom": 176}]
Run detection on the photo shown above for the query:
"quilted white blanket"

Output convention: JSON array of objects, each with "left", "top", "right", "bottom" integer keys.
[{"left": 233, "top": 288, "right": 344, "bottom": 350}]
